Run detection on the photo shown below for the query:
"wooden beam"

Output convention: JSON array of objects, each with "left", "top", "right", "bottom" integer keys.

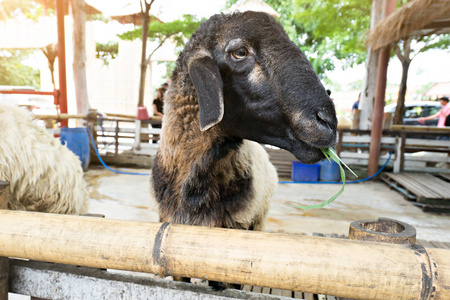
[
  {"left": 56, "top": 0, "right": 68, "bottom": 127},
  {"left": 0, "top": 210, "right": 449, "bottom": 299},
  {"left": 368, "top": 0, "right": 397, "bottom": 177},
  {"left": 0, "top": 181, "right": 9, "bottom": 299}
]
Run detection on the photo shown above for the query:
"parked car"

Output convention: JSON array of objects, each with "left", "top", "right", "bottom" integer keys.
[{"left": 384, "top": 101, "right": 442, "bottom": 126}]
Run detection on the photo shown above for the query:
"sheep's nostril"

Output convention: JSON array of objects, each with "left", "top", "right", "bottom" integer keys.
[{"left": 317, "top": 111, "right": 336, "bottom": 130}]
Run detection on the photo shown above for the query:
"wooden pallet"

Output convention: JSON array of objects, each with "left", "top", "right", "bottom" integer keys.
[
  {"left": 382, "top": 173, "right": 450, "bottom": 209},
  {"left": 266, "top": 147, "right": 297, "bottom": 178}
]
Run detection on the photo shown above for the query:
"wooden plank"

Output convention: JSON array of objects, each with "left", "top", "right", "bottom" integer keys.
[
  {"left": 262, "top": 287, "right": 271, "bottom": 294},
  {"left": 438, "top": 173, "right": 450, "bottom": 182},
  {"left": 429, "top": 240, "right": 450, "bottom": 250},
  {"left": 341, "top": 136, "right": 397, "bottom": 144},
  {"left": 384, "top": 173, "right": 435, "bottom": 198},
  {"left": 0, "top": 181, "right": 9, "bottom": 299},
  {"left": 417, "top": 239, "right": 435, "bottom": 248},
  {"left": 281, "top": 289, "right": 293, "bottom": 297},
  {"left": 242, "top": 285, "right": 252, "bottom": 292},
  {"left": 252, "top": 286, "right": 262, "bottom": 293},
  {"left": 304, "top": 292, "right": 315, "bottom": 300},
  {"left": 293, "top": 291, "right": 304, "bottom": 299},
  {"left": 271, "top": 288, "right": 282, "bottom": 295},
  {"left": 405, "top": 138, "right": 450, "bottom": 148},
  {"left": 384, "top": 173, "right": 441, "bottom": 199},
  {"left": 400, "top": 173, "right": 450, "bottom": 201},
  {"left": 391, "top": 125, "right": 450, "bottom": 133}
]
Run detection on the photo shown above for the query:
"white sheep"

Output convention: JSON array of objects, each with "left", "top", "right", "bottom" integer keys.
[{"left": 0, "top": 104, "right": 89, "bottom": 214}]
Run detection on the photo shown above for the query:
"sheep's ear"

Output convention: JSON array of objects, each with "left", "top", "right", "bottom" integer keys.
[{"left": 189, "top": 56, "right": 224, "bottom": 131}]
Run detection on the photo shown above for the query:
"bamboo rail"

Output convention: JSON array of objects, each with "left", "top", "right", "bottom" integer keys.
[{"left": 0, "top": 210, "right": 449, "bottom": 299}]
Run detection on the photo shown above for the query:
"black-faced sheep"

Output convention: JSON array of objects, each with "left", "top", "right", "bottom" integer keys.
[
  {"left": 152, "top": 11, "right": 337, "bottom": 229},
  {"left": 0, "top": 104, "right": 89, "bottom": 214}
]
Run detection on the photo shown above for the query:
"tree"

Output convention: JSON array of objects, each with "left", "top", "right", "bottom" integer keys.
[
  {"left": 0, "top": 50, "right": 40, "bottom": 88},
  {"left": 118, "top": 14, "right": 202, "bottom": 107},
  {"left": 72, "top": 0, "right": 90, "bottom": 115},
  {"left": 226, "top": 0, "right": 372, "bottom": 79},
  {"left": 392, "top": 33, "right": 450, "bottom": 124},
  {"left": 95, "top": 41, "right": 119, "bottom": 66}
]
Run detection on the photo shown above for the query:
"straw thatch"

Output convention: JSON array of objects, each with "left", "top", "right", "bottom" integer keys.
[
  {"left": 110, "top": 14, "right": 162, "bottom": 26},
  {"left": 226, "top": 0, "right": 280, "bottom": 18},
  {"left": 368, "top": 0, "right": 450, "bottom": 50}
]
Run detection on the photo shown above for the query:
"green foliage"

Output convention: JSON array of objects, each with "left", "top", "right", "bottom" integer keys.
[
  {"left": 417, "top": 34, "right": 450, "bottom": 53},
  {"left": 0, "top": 50, "right": 40, "bottom": 88},
  {"left": 289, "top": 0, "right": 371, "bottom": 71},
  {"left": 0, "top": 0, "right": 55, "bottom": 21},
  {"left": 118, "top": 14, "right": 203, "bottom": 48},
  {"left": 96, "top": 41, "right": 119, "bottom": 66},
  {"left": 225, "top": 0, "right": 372, "bottom": 78}
]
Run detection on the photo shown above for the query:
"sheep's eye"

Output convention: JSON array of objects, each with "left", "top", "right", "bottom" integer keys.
[{"left": 231, "top": 48, "right": 248, "bottom": 60}]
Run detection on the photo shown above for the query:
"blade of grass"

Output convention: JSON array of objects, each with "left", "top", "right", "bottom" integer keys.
[
  {"left": 328, "top": 148, "right": 358, "bottom": 178},
  {"left": 321, "top": 148, "right": 331, "bottom": 162},
  {"left": 290, "top": 147, "right": 357, "bottom": 210}
]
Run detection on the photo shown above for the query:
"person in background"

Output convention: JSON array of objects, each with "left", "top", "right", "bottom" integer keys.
[
  {"left": 326, "top": 89, "right": 335, "bottom": 107},
  {"left": 418, "top": 96, "right": 450, "bottom": 128},
  {"left": 352, "top": 93, "right": 361, "bottom": 111},
  {"left": 161, "top": 82, "right": 169, "bottom": 93},
  {"left": 152, "top": 88, "right": 165, "bottom": 118}
]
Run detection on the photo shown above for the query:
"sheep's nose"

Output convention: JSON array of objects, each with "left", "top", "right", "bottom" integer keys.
[{"left": 317, "top": 110, "right": 337, "bottom": 131}]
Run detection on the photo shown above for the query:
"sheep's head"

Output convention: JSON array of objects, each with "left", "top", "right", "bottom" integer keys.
[{"left": 181, "top": 11, "right": 337, "bottom": 164}]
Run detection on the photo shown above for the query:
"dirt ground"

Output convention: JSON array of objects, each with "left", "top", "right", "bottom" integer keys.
[{"left": 84, "top": 165, "right": 450, "bottom": 243}]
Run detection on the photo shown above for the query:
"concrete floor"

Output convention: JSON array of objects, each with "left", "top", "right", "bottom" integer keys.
[{"left": 84, "top": 165, "right": 450, "bottom": 243}]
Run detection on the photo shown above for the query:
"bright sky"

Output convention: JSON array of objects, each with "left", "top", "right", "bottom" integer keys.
[{"left": 86, "top": 0, "right": 227, "bottom": 22}]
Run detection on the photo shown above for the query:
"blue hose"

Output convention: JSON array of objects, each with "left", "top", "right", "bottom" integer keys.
[
  {"left": 87, "top": 127, "right": 151, "bottom": 176},
  {"left": 87, "top": 123, "right": 392, "bottom": 181},
  {"left": 279, "top": 151, "right": 392, "bottom": 184}
]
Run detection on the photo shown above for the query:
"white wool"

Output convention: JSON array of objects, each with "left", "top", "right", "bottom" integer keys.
[
  {"left": 0, "top": 104, "right": 88, "bottom": 214},
  {"left": 232, "top": 140, "right": 278, "bottom": 230}
]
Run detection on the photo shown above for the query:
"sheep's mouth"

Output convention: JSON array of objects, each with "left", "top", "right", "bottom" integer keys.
[
  {"left": 287, "top": 129, "right": 337, "bottom": 164},
  {"left": 289, "top": 139, "right": 328, "bottom": 164}
]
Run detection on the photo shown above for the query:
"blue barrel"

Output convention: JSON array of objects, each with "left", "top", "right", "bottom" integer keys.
[
  {"left": 291, "top": 161, "right": 320, "bottom": 182},
  {"left": 319, "top": 159, "right": 341, "bottom": 182},
  {"left": 60, "top": 127, "right": 90, "bottom": 172}
]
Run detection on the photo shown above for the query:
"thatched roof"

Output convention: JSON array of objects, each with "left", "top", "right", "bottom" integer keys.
[
  {"left": 110, "top": 14, "right": 162, "bottom": 26},
  {"left": 226, "top": 0, "right": 280, "bottom": 18},
  {"left": 368, "top": 0, "right": 450, "bottom": 50}
]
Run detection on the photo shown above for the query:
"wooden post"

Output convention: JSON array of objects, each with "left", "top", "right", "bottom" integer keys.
[
  {"left": 336, "top": 129, "right": 344, "bottom": 156},
  {"left": 351, "top": 109, "right": 360, "bottom": 130},
  {"left": 0, "top": 210, "right": 449, "bottom": 300},
  {"left": 368, "top": 0, "right": 397, "bottom": 177},
  {"left": 399, "top": 131, "right": 406, "bottom": 172},
  {"left": 115, "top": 119, "right": 119, "bottom": 155},
  {"left": 383, "top": 112, "right": 392, "bottom": 129},
  {"left": 133, "top": 120, "right": 142, "bottom": 151},
  {"left": 56, "top": 0, "right": 68, "bottom": 127},
  {"left": 359, "top": 0, "right": 386, "bottom": 130},
  {"left": 0, "top": 181, "right": 9, "bottom": 299}
]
